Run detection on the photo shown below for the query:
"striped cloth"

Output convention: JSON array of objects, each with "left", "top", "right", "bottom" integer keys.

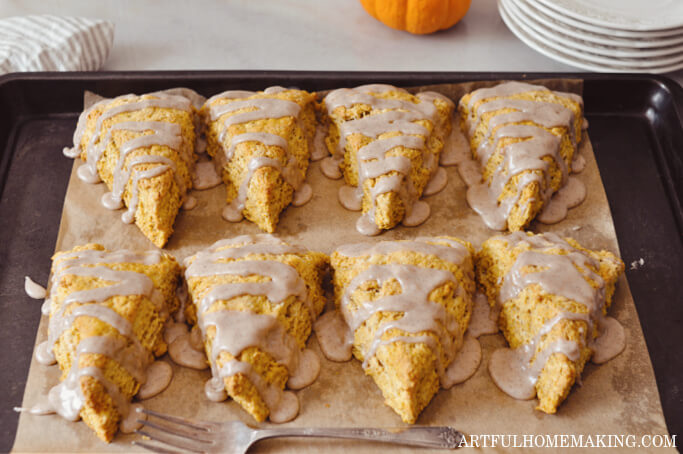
[{"left": 0, "top": 15, "right": 114, "bottom": 74}]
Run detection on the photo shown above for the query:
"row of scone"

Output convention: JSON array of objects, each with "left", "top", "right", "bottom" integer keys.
[
  {"left": 23, "top": 232, "right": 625, "bottom": 443},
  {"left": 64, "top": 81, "right": 586, "bottom": 247}
]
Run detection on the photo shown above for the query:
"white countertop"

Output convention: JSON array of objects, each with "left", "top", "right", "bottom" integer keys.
[{"left": 1, "top": 0, "right": 682, "bottom": 85}]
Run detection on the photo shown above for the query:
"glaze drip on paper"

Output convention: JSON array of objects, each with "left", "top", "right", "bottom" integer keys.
[
  {"left": 27, "top": 248, "right": 174, "bottom": 427},
  {"left": 315, "top": 237, "right": 479, "bottom": 389},
  {"left": 322, "top": 84, "right": 454, "bottom": 235},
  {"left": 486, "top": 232, "right": 626, "bottom": 400},
  {"left": 205, "top": 88, "right": 313, "bottom": 224},
  {"left": 457, "top": 81, "right": 586, "bottom": 230},
  {"left": 184, "top": 234, "right": 321, "bottom": 422},
  {"left": 66, "top": 92, "right": 196, "bottom": 226}
]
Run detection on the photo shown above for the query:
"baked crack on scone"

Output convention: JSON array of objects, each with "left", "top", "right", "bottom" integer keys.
[
  {"left": 201, "top": 87, "right": 317, "bottom": 232},
  {"left": 316, "top": 237, "right": 477, "bottom": 423},
  {"left": 320, "top": 84, "right": 454, "bottom": 236},
  {"left": 65, "top": 90, "right": 201, "bottom": 248},
  {"left": 458, "top": 81, "right": 585, "bottom": 231},
  {"left": 476, "top": 232, "right": 625, "bottom": 413},
  {"left": 34, "top": 244, "right": 181, "bottom": 442},
  {"left": 183, "top": 235, "right": 328, "bottom": 423}
]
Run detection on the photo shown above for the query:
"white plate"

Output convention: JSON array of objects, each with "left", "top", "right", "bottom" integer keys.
[
  {"left": 526, "top": 0, "right": 683, "bottom": 38},
  {"left": 518, "top": 0, "right": 683, "bottom": 49},
  {"left": 534, "top": 0, "right": 683, "bottom": 32},
  {"left": 498, "top": 0, "right": 683, "bottom": 73},
  {"left": 503, "top": 0, "right": 683, "bottom": 68},
  {"left": 506, "top": 0, "right": 683, "bottom": 59}
]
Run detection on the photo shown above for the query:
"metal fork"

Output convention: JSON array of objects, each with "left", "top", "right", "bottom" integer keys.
[{"left": 133, "top": 408, "right": 463, "bottom": 453}]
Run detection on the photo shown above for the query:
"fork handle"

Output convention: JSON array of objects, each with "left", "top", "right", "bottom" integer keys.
[{"left": 252, "top": 426, "right": 463, "bottom": 449}]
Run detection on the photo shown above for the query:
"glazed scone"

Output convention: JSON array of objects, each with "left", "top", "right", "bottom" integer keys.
[
  {"left": 184, "top": 235, "right": 328, "bottom": 423},
  {"left": 476, "top": 232, "right": 625, "bottom": 413},
  {"left": 66, "top": 90, "right": 200, "bottom": 248},
  {"left": 201, "top": 87, "right": 317, "bottom": 232},
  {"left": 321, "top": 84, "right": 454, "bottom": 236},
  {"left": 458, "top": 81, "right": 585, "bottom": 231},
  {"left": 318, "top": 237, "right": 476, "bottom": 423},
  {"left": 36, "top": 244, "right": 181, "bottom": 442}
]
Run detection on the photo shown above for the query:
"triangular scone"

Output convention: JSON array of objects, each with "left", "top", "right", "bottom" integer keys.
[
  {"left": 458, "top": 81, "right": 585, "bottom": 231},
  {"left": 38, "top": 244, "right": 181, "bottom": 442},
  {"left": 201, "top": 87, "right": 317, "bottom": 232},
  {"left": 184, "top": 235, "right": 328, "bottom": 423},
  {"left": 476, "top": 232, "right": 625, "bottom": 413},
  {"left": 322, "top": 84, "right": 454, "bottom": 236},
  {"left": 326, "top": 237, "right": 475, "bottom": 423},
  {"left": 67, "top": 92, "right": 199, "bottom": 247}
]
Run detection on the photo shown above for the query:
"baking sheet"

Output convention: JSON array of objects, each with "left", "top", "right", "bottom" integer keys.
[{"left": 12, "top": 79, "right": 673, "bottom": 453}]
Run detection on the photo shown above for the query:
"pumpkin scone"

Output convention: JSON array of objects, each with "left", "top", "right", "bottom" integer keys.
[
  {"left": 316, "top": 237, "right": 478, "bottom": 423},
  {"left": 183, "top": 235, "right": 328, "bottom": 423},
  {"left": 201, "top": 87, "right": 317, "bottom": 232},
  {"left": 458, "top": 81, "right": 585, "bottom": 231},
  {"left": 32, "top": 244, "right": 181, "bottom": 442},
  {"left": 320, "top": 84, "right": 454, "bottom": 236},
  {"left": 476, "top": 232, "right": 625, "bottom": 413},
  {"left": 65, "top": 90, "right": 201, "bottom": 247}
]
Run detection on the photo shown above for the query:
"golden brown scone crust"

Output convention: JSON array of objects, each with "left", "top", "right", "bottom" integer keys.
[
  {"left": 459, "top": 84, "right": 584, "bottom": 231},
  {"left": 49, "top": 243, "right": 180, "bottom": 442},
  {"left": 331, "top": 237, "right": 474, "bottom": 423},
  {"left": 475, "top": 232, "right": 624, "bottom": 413},
  {"left": 201, "top": 89, "right": 317, "bottom": 232},
  {"left": 185, "top": 238, "right": 328, "bottom": 422},
  {"left": 322, "top": 87, "right": 453, "bottom": 231},
  {"left": 77, "top": 95, "right": 197, "bottom": 247}
]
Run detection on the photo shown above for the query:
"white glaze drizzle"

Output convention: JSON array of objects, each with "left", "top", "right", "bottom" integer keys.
[
  {"left": 137, "top": 361, "right": 173, "bottom": 399},
  {"left": 322, "top": 85, "right": 453, "bottom": 235},
  {"left": 442, "top": 335, "right": 482, "bottom": 387},
  {"left": 41, "top": 299, "right": 51, "bottom": 316},
  {"left": 206, "top": 89, "right": 312, "bottom": 223},
  {"left": 67, "top": 93, "right": 194, "bottom": 225},
  {"left": 313, "top": 310, "right": 353, "bottom": 362},
  {"left": 311, "top": 124, "right": 328, "bottom": 161},
  {"left": 536, "top": 175, "right": 586, "bottom": 224},
  {"left": 486, "top": 232, "right": 625, "bottom": 400},
  {"left": 343, "top": 265, "right": 460, "bottom": 376},
  {"left": 316, "top": 237, "right": 475, "bottom": 389},
  {"left": 100, "top": 121, "right": 185, "bottom": 224},
  {"left": 183, "top": 196, "right": 198, "bottom": 210},
  {"left": 467, "top": 292, "right": 499, "bottom": 338},
  {"left": 31, "top": 248, "right": 173, "bottom": 429},
  {"left": 24, "top": 276, "right": 47, "bottom": 299},
  {"left": 164, "top": 320, "right": 189, "bottom": 345},
  {"left": 119, "top": 403, "right": 146, "bottom": 433},
  {"left": 74, "top": 95, "right": 191, "bottom": 180},
  {"left": 168, "top": 332, "right": 208, "bottom": 370},
  {"left": 192, "top": 160, "right": 222, "bottom": 190},
  {"left": 458, "top": 81, "right": 586, "bottom": 230},
  {"left": 184, "top": 234, "right": 320, "bottom": 422},
  {"left": 151, "top": 87, "right": 206, "bottom": 110}
]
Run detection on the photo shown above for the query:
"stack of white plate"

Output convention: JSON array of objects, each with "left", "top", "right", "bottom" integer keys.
[{"left": 498, "top": 0, "right": 683, "bottom": 73}]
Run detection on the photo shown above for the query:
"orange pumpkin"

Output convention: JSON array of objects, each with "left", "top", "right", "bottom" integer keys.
[{"left": 360, "top": 0, "right": 471, "bottom": 34}]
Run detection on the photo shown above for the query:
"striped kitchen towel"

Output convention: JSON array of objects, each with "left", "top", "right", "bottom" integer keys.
[{"left": 0, "top": 15, "right": 114, "bottom": 74}]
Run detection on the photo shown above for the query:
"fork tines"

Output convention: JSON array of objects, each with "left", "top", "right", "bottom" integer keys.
[
  {"left": 132, "top": 439, "right": 185, "bottom": 454},
  {"left": 133, "top": 408, "right": 214, "bottom": 454}
]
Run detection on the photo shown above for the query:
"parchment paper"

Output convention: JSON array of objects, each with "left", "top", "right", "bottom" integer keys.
[{"left": 12, "top": 80, "right": 673, "bottom": 453}]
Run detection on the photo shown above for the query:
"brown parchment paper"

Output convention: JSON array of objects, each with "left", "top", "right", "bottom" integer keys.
[{"left": 12, "top": 80, "right": 673, "bottom": 453}]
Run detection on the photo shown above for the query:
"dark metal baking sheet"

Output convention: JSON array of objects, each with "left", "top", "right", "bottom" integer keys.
[{"left": 0, "top": 71, "right": 681, "bottom": 450}]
